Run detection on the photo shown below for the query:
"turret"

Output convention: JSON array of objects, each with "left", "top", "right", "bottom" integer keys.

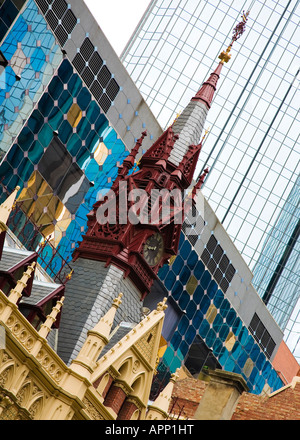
[
  {"left": 69, "top": 293, "right": 123, "bottom": 379},
  {"left": 146, "top": 369, "right": 180, "bottom": 420}
]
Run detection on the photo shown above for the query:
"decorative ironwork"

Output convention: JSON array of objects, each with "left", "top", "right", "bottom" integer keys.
[
  {"left": 219, "top": 11, "right": 250, "bottom": 64},
  {"left": 231, "top": 11, "right": 250, "bottom": 44}
]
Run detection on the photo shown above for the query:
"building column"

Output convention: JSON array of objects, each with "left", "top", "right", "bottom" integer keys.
[
  {"left": 103, "top": 382, "right": 129, "bottom": 415},
  {"left": 98, "top": 374, "right": 114, "bottom": 400},
  {"left": 117, "top": 397, "right": 140, "bottom": 420},
  {"left": 194, "top": 369, "right": 249, "bottom": 420}
]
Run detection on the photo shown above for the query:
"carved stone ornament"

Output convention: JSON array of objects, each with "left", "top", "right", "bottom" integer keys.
[{"left": 83, "top": 396, "right": 104, "bottom": 420}]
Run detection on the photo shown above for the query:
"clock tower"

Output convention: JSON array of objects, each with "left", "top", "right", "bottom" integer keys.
[
  {"left": 57, "top": 19, "right": 247, "bottom": 364},
  {"left": 57, "top": 65, "right": 222, "bottom": 365}
]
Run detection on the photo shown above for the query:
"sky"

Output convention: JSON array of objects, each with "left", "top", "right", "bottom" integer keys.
[{"left": 83, "top": 0, "right": 151, "bottom": 56}]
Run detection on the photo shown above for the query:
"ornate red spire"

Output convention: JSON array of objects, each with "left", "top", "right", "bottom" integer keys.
[
  {"left": 170, "top": 141, "right": 203, "bottom": 188},
  {"left": 113, "top": 131, "right": 147, "bottom": 188},
  {"left": 71, "top": 13, "right": 250, "bottom": 300},
  {"left": 141, "top": 127, "right": 178, "bottom": 164},
  {"left": 194, "top": 167, "right": 209, "bottom": 192},
  {"left": 191, "top": 10, "right": 249, "bottom": 109},
  {"left": 191, "top": 62, "right": 223, "bottom": 109},
  {"left": 124, "top": 130, "right": 147, "bottom": 168}
]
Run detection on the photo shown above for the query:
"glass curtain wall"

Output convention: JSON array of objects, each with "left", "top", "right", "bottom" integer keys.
[{"left": 121, "top": 0, "right": 300, "bottom": 359}]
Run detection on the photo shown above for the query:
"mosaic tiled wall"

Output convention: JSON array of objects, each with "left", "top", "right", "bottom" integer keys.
[
  {"left": 0, "top": 0, "right": 63, "bottom": 159},
  {"left": 0, "top": 54, "right": 131, "bottom": 266},
  {"left": 0, "top": 0, "right": 130, "bottom": 268},
  {"left": 0, "top": 0, "right": 27, "bottom": 42},
  {"left": 157, "top": 232, "right": 284, "bottom": 394}
]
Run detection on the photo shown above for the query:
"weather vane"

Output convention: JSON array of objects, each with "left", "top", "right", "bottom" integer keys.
[
  {"left": 219, "top": 10, "right": 250, "bottom": 64},
  {"left": 231, "top": 10, "right": 250, "bottom": 43}
]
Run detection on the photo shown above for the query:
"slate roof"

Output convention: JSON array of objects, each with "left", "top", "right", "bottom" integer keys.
[
  {"left": 1, "top": 245, "right": 63, "bottom": 306},
  {"left": 21, "top": 280, "right": 62, "bottom": 306},
  {"left": 0, "top": 247, "right": 34, "bottom": 271}
]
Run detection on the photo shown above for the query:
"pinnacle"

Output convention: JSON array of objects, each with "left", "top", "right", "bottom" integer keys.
[{"left": 191, "top": 62, "right": 223, "bottom": 108}]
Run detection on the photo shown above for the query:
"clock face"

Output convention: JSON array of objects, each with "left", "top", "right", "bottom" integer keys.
[{"left": 143, "top": 233, "right": 164, "bottom": 267}]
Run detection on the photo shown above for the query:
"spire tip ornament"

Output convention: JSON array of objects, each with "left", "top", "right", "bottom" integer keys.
[
  {"left": 112, "top": 292, "right": 123, "bottom": 309},
  {"left": 219, "top": 10, "right": 250, "bottom": 64},
  {"left": 156, "top": 297, "right": 168, "bottom": 312}
]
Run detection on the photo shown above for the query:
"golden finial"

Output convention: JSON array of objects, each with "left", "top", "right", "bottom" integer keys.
[
  {"left": 202, "top": 126, "right": 210, "bottom": 141},
  {"left": 66, "top": 268, "right": 74, "bottom": 280},
  {"left": 171, "top": 111, "right": 181, "bottom": 126},
  {"left": 39, "top": 235, "right": 51, "bottom": 248},
  {"left": 133, "top": 158, "right": 141, "bottom": 172},
  {"left": 112, "top": 292, "right": 123, "bottom": 308},
  {"left": 219, "top": 45, "right": 232, "bottom": 64},
  {"left": 168, "top": 255, "right": 176, "bottom": 266},
  {"left": 219, "top": 10, "right": 250, "bottom": 64},
  {"left": 157, "top": 297, "right": 168, "bottom": 312}
]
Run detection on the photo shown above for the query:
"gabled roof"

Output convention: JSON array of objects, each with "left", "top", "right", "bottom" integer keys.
[
  {"left": 1, "top": 241, "right": 64, "bottom": 328},
  {"left": 0, "top": 247, "right": 35, "bottom": 272},
  {"left": 0, "top": 247, "right": 37, "bottom": 297},
  {"left": 89, "top": 299, "right": 167, "bottom": 417}
]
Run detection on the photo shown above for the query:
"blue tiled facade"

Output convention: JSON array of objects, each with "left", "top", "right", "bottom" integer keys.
[
  {"left": 0, "top": 0, "right": 63, "bottom": 157},
  {"left": 157, "top": 232, "right": 284, "bottom": 394},
  {"left": 0, "top": 0, "right": 131, "bottom": 271},
  {"left": 0, "top": 58, "right": 130, "bottom": 264}
]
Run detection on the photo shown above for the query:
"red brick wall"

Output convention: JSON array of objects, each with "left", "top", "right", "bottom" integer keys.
[
  {"left": 103, "top": 384, "right": 127, "bottom": 414},
  {"left": 232, "top": 382, "right": 300, "bottom": 420},
  {"left": 169, "top": 377, "right": 207, "bottom": 419},
  {"left": 117, "top": 400, "right": 139, "bottom": 420},
  {"left": 171, "top": 377, "right": 300, "bottom": 420}
]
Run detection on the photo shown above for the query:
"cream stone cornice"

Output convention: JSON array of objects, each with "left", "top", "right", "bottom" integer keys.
[
  {"left": 81, "top": 387, "right": 114, "bottom": 420},
  {"left": 111, "top": 378, "right": 133, "bottom": 395},
  {"left": 0, "top": 290, "right": 69, "bottom": 385},
  {"left": 3, "top": 335, "right": 87, "bottom": 416},
  {"left": 126, "top": 394, "right": 146, "bottom": 411},
  {"left": 1, "top": 318, "right": 115, "bottom": 420},
  {"left": 0, "top": 269, "right": 169, "bottom": 420},
  {"left": 1, "top": 288, "right": 97, "bottom": 416}
]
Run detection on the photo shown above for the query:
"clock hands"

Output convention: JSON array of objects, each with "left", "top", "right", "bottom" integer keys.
[
  {"left": 143, "top": 233, "right": 164, "bottom": 267},
  {"left": 147, "top": 245, "right": 157, "bottom": 251}
]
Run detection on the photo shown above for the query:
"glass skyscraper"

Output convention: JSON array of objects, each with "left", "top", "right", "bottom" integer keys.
[
  {"left": 252, "top": 175, "right": 299, "bottom": 358},
  {"left": 121, "top": 0, "right": 300, "bottom": 359}
]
